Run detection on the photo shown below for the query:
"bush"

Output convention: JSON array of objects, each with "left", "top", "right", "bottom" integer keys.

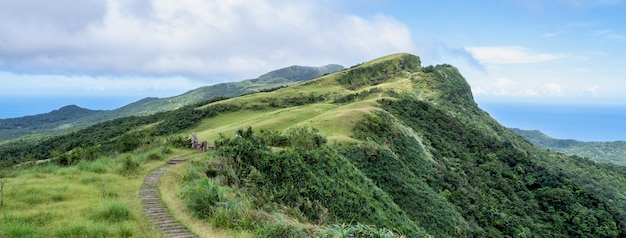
[
  {"left": 180, "top": 178, "right": 227, "bottom": 218},
  {"left": 254, "top": 221, "right": 308, "bottom": 238},
  {"left": 119, "top": 155, "right": 139, "bottom": 175},
  {"left": 320, "top": 223, "right": 404, "bottom": 238},
  {"left": 146, "top": 153, "right": 162, "bottom": 161}
]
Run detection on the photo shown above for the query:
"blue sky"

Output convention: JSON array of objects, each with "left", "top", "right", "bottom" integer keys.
[{"left": 1, "top": 0, "right": 625, "bottom": 111}]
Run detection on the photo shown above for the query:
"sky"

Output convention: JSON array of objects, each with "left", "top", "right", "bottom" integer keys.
[{"left": 1, "top": 0, "right": 625, "bottom": 114}]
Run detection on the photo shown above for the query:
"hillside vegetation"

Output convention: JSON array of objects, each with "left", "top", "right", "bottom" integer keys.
[
  {"left": 512, "top": 128, "right": 626, "bottom": 166},
  {"left": 2, "top": 53, "right": 626, "bottom": 237},
  {"left": 0, "top": 64, "right": 344, "bottom": 141}
]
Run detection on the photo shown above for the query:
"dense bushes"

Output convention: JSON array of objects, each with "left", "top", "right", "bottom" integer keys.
[
  {"left": 336, "top": 54, "right": 421, "bottom": 90},
  {"left": 374, "top": 97, "right": 624, "bottom": 237},
  {"left": 185, "top": 127, "right": 428, "bottom": 237}
]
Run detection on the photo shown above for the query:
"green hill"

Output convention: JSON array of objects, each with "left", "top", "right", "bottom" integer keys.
[
  {"left": 511, "top": 128, "right": 626, "bottom": 166},
  {"left": 2, "top": 53, "right": 626, "bottom": 237},
  {"left": 0, "top": 64, "right": 344, "bottom": 141}
]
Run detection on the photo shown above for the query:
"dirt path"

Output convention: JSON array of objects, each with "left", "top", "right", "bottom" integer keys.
[{"left": 139, "top": 158, "right": 198, "bottom": 238}]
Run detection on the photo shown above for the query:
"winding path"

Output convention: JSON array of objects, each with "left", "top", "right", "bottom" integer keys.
[{"left": 139, "top": 158, "right": 198, "bottom": 238}]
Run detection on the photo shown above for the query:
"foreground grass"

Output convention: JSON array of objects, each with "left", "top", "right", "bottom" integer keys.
[
  {"left": 0, "top": 146, "right": 191, "bottom": 238},
  {"left": 160, "top": 153, "right": 251, "bottom": 238}
]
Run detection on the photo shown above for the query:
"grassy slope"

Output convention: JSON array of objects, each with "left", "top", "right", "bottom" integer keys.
[
  {"left": 0, "top": 65, "right": 344, "bottom": 142},
  {"left": 167, "top": 53, "right": 626, "bottom": 237},
  {"left": 184, "top": 54, "right": 416, "bottom": 144},
  {"left": 3, "top": 53, "right": 626, "bottom": 237},
  {"left": 0, "top": 147, "right": 194, "bottom": 237}
]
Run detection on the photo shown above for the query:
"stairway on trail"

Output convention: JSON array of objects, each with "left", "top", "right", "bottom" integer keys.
[{"left": 139, "top": 158, "right": 198, "bottom": 238}]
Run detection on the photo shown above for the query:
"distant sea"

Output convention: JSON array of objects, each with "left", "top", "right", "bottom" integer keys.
[
  {"left": 0, "top": 96, "right": 144, "bottom": 119},
  {"left": 479, "top": 102, "right": 626, "bottom": 142},
  {"left": 1, "top": 96, "right": 624, "bottom": 142}
]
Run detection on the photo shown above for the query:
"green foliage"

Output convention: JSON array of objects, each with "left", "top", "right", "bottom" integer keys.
[
  {"left": 0, "top": 100, "right": 240, "bottom": 167},
  {"left": 263, "top": 93, "right": 328, "bottom": 108},
  {"left": 253, "top": 221, "right": 308, "bottom": 238},
  {"left": 213, "top": 127, "right": 428, "bottom": 237},
  {"left": 180, "top": 177, "right": 228, "bottom": 218},
  {"left": 336, "top": 54, "right": 420, "bottom": 90},
  {"left": 376, "top": 97, "right": 624, "bottom": 237},
  {"left": 0, "top": 215, "right": 43, "bottom": 238},
  {"left": 345, "top": 113, "right": 472, "bottom": 236},
  {"left": 0, "top": 64, "right": 343, "bottom": 142},
  {"left": 320, "top": 223, "right": 404, "bottom": 238},
  {"left": 512, "top": 128, "right": 626, "bottom": 166},
  {"left": 333, "top": 88, "right": 383, "bottom": 104},
  {"left": 55, "top": 221, "right": 112, "bottom": 238},
  {"left": 119, "top": 155, "right": 139, "bottom": 175}
]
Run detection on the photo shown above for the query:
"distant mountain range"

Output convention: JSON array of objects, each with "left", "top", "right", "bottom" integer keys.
[
  {"left": 511, "top": 128, "right": 626, "bottom": 166},
  {"left": 0, "top": 64, "right": 344, "bottom": 141}
]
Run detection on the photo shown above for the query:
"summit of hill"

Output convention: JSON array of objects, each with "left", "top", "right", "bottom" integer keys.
[{"left": 2, "top": 53, "right": 626, "bottom": 237}]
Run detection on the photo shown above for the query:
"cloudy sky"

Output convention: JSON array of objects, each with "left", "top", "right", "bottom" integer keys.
[{"left": 1, "top": 0, "right": 625, "bottom": 114}]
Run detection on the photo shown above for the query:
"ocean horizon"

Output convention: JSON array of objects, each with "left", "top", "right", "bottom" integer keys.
[
  {"left": 1, "top": 96, "right": 624, "bottom": 142},
  {"left": 479, "top": 102, "right": 626, "bottom": 142}
]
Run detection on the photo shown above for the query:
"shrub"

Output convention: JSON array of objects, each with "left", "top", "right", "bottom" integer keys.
[
  {"left": 254, "top": 221, "right": 308, "bottom": 238},
  {"left": 119, "top": 155, "right": 139, "bottom": 175},
  {"left": 180, "top": 178, "right": 227, "bottom": 218},
  {"left": 146, "top": 153, "right": 162, "bottom": 161},
  {"left": 320, "top": 223, "right": 404, "bottom": 238}
]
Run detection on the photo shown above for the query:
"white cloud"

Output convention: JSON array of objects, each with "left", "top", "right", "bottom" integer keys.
[
  {"left": 0, "top": 0, "right": 415, "bottom": 81},
  {"left": 0, "top": 71, "right": 205, "bottom": 97},
  {"left": 594, "top": 29, "right": 626, "bottom": 41},
  {"left": 541, "top": 83, "right": 564, "bottom": 96},
  {"left": 465, "top": 46, "right": 563, "bottom": 64},
  {"left": 473, "top": 77, "right": 568, "bottom": 98},
  {"left": 585, "top": 85, "right": 600, "bottom": 96}
]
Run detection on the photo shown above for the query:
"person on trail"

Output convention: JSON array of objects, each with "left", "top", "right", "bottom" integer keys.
[{"left": 190, "top": 132, "right": 199, "bottom": 149}]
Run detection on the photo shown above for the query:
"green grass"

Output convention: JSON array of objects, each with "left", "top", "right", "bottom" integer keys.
[
  {"left": 180, "top": 56, "right": 421, "bottom": 148},
  {"left": 0, "top": 145, "right": 189, "bottom": 237}
]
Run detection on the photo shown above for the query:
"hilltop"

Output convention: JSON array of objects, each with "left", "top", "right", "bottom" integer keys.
[
  {"left": 2, "top": 53, "right": 626, "bottom": 237},
  {"left": 0, "top": 64, "right": 344, "bottom": 141}
]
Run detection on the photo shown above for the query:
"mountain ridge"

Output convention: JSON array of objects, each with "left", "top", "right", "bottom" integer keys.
[
  {"left": 2, "top": 53, "right": 626, "bottom": 237},
  {"left": 0, "top": 64, "right": 344, "bottom": 141}
]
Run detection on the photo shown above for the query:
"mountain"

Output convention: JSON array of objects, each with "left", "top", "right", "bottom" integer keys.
[
  {"left": 0, "top": 64, "right": 344, "bottom": 141},
  {"left": 511, "top": 128, "right": 626, "bottom": 166},
  {"left": 0, "top": 105, "right": 105, "bottom": 140},
  {"left": 2, "top": 53, "right": 626, "bottom": 237}
]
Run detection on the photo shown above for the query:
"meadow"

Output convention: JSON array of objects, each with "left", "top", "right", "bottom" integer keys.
[{"left": 0, "top": 146, "right": 190, "bottom": 238}]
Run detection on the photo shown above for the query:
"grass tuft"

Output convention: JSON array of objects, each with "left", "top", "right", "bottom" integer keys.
[
  {"left": 93, "top": 200, "right": 133, "bottom": 222},
  {"left": 0, "top": 215, "right": 43, "bottom": 238},
  {"left": 55, "top": 220, "right": 111, "bottom": 238}
]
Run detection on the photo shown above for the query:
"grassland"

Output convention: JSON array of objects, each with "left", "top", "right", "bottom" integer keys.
[
  {"left": 0, "top": 146, "right": 194, "bottom": 238},
  {"left": 3, "top": 53, "right": 625, "bottom": 237}
]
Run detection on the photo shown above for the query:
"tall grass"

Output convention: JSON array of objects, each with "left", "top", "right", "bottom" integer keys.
[
  {"left": 0, "top": 215, "right": 43, "bottom": 238},
  {"left": 93, "top": 200, "right": 133, "bottom": 222},
  {"left": 0, "top": 145, "right": 186, "bottom": 238}
]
